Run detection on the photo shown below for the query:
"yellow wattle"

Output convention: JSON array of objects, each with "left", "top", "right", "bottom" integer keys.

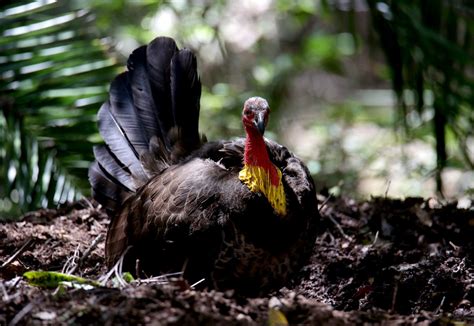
[{"left": 239, "top": 164, "right": 287, "bottom": 216}]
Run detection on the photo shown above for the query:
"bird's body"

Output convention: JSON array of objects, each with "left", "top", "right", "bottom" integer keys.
[{"left": 89, "top": 37, "right": 319, "bottom": 294}]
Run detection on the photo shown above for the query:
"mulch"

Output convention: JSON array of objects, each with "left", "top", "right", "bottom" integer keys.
[{"left": 1, "top": 196, "right": 473, "bottom": 325}]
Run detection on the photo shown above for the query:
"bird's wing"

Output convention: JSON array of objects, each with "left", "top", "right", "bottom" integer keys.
[
  {"left": 264, "top": 139, "right": 316, "bottom": 208},
  {"left": 104, "top": 157, "right": 240, "bottom": 268}
]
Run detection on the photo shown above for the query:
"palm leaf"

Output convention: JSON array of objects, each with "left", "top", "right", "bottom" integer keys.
[{"left": 0, "top": 0, "right": 120, "bottom": 219}]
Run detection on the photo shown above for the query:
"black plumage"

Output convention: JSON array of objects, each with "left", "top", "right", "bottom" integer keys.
[{"left": 89, "top": 36, "right": 319, "bottom": 294}]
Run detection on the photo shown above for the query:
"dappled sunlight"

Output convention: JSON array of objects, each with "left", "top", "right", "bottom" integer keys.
[
  {"left": 1, "top": 0, "right": 473, "bottom": 217},
  {"left": 281, "top": 103, "right": 472, "bottom": 201}
]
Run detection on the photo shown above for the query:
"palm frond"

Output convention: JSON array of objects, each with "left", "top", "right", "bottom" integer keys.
[{"left": 0, "top": 0, "right": 120, "bottom": 219}]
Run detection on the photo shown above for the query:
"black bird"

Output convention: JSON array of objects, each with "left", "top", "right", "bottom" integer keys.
[{"left": 89, "top": 36, "right": 319, "bottom": 294}]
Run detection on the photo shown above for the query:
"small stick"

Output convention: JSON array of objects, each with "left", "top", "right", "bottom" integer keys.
[
  {"left": 434, "top": 296, "right": 445, "bottom": 314},
  {"left": 63, "top": 245, "right": 81, "bottom": 274},
  {"left": 318, "top": 194, "right": 352, "bottom": 241},
  {"left": 372, "top": 231, "right": 379, "bottom": 245},
  {"left": 8, "top": 302, "right": 34, "bottom": 326},
  {"left": 67, "top": 233, "right": 104, "bottom": 275},
  {"left": 1, "top": 239, "right": 34, "bottom": 271},
  {"left": 190, "top": 278, "right": 205, "bottom": 289},
  {"left": 137, "top": 272, "right": 183, "bottom": 284},
  {"left": 135, "top": 259, "right": 141, "bottom": 279},
  {"left": 80, "top": 233, "right": 103, "bottom": 265},
  {"left": 384, "top": 180, "right": 391, "bottom": 198},
  {"left": 139, "top": 272, "right": 183, "bottom": 280},
  {"left": 82, "top": 197, "right": 95, "bottom": 209},
  {"left": 318, "top": 193, "right": 334, "bottom": 211},
  {"left": 319, "top": 194, "right": 352, "bottom": 241},
  {"left": 1, "top": 282, "right": 9, "bottom": 301},
  {"left": 391, "top": 279, "right": 399, "bottom": 312},
  {"left": 326, "top": 214, "right": 352, "bottom": 241}
]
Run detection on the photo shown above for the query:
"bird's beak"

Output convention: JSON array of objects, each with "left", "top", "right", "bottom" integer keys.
[{"left": 255, "top": 112, "right": 266, "bottom": 135}]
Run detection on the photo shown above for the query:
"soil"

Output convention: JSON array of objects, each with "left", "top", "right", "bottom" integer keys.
[{"left": 1, "top": 196, "right": 473, "bottom": 325}]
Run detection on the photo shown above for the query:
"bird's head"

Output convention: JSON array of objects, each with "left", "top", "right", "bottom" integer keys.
[{"left": 242, "top": 97, "right": 270, "bottom": 136}]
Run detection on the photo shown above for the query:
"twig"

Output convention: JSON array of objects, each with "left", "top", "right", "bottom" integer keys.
[
  {"left": 8, "top": 302, "right": 34, "bottom": 326},
  {"left": 190, "top": 278, "right": 205, "bottom": 289},
  {"left": 82, "top": 197, "right": 95, "bottom": 209},
  {"left": 1, "top": 239, "right": 34, "bottom": 271},
  {"left": 326, "top": 214, "right": 352, "bottom": 241},
  {"left": 319, "top": 194, "right": 352, "bottom": 241},
  {"left": 181, "top": 258, "right": 189, "bottom": 276},
  {"left": 318, "top": 193, "right": 334, "bottom": 211},
  {"left": 136, "top": 272, "right": 184, "bottom": 285},
  {"left": 372, "top": 231, "right": 379, "bottom": 245},
  {"left": 448, "top": 241, "right": 460, "bottom": 251},
  {"left": 68, "top": 233, "right": 104, "bottom": 275},
  {"left": 435, "top": 296, "right": 445, "bottom": 314},
  {"left": 391, "top": 279, "right": 399, "bottom": 312},
  {"left": 384, "top": 180, "right": 391, "bottom": 198},
  {"left": 80, "top": 233, "right": 104, "bottom": 265},
  {"left": 63, "top": 245, "right": 81, "bottom": 274},
  {"left": 135, "top": 259, "right": 141, "bottom": 279},
  {"left": 1, "top": 282, "right": 9, "bottom": 301}
]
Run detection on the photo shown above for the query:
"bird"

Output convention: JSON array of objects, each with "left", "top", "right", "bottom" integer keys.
[{"left": 89, "top": 36, "right": 319, "bottom": 294}]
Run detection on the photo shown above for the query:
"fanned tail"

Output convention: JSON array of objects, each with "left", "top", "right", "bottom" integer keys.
[
  {"left": 169, "top": 49, "right": 202, "bottom": 159},
  {"left": 89, "top": 36, "right": 203, "bottom": 215}
]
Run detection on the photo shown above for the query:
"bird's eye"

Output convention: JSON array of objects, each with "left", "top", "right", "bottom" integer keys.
[{"left": 244, "top": 110, "right": 251, "bottom": 116}]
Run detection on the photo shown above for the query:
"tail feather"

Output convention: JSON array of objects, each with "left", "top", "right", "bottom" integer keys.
[
  {"left": 170, "top": 49, "right": 202, "bottom": 155},
  {"left": 108, "top": 73, "right": 149, "bottom": 155},
  {"left": 97, "top": 101, "right": 149, "bottom": 183},
  {"left": 88, "top": 161, "right": 131, "bottom": 213},
  {"left": 93, "top": 146, "right": 135, "bottom": 192},
  {"left": 146, "top": 37, "right": 179, "bottom": 146},
  {"left": 89, "top": 36, "right": 203, "bottom": 215},
  {"left": 127, "top": 45, "right": 162, "bottom": 142}
]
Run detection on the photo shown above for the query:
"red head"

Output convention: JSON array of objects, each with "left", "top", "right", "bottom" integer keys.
[{"left": 242, "top": 97, "right": 270, "bottom": 136}]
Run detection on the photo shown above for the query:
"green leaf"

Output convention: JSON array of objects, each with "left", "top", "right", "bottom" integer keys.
[{"left": 23, "top": 270, "right": 99, "bottom": 288}]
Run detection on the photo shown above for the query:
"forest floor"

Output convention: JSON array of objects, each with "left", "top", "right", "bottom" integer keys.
[{"left": 1, "top": 196, "right": 473, "bottom": 325}]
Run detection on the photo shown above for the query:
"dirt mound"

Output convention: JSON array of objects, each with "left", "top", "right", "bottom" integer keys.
[{"left": 1, "top": 197, "right": 473, "bottom": 324}]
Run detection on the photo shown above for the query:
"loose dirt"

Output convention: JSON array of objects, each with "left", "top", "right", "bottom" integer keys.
[{"left": 1, "top": 196, "right": 473, "bottom": 325}]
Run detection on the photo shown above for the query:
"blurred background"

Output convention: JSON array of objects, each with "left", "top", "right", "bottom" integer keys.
[{"left": 1, "top": 0, "right": 473, "bottom": 219}]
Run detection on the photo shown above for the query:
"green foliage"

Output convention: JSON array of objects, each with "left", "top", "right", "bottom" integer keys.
[
  {"left": 0, "top": 1, "right": 120, "bottom": 218},
  {"left": 0, "top": 0, "right": 358, "bottom": 219},
  {"left": 367, "top": 0, "right": 474, "bottom": 194},
  {"left": 2, "top": 0, "right": 472, "bottom": 218},
  {"left": 23, "top": 270, "right": 99, "bottom": 288}
]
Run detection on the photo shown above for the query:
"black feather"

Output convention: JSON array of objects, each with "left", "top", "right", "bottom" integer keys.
[
  {"left": 108, "top": 73, "right": 149, "bottom": 155},
  {"left": 170, "top": 49, "right": 202, "bottom": 154},
  {"left": 97, "top": 101, "right": 148, "bottom": 183},
  {"left": 90, "top": 36, "right": 319, "bottom": 295},
  {"left": 88, "top": 161, "right": 120, "bottom": 212},
  {"left": 146, "top": 37, "right": 178, "bottom": 146},
  {"left": 127, "top": 46, "right": 162, "bottom": 142},
  {"left": 93, "top": 145, "right": 136, "bottom": 192}
]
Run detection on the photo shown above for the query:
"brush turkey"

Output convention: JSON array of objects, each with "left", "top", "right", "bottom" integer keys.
[{"left": 89, "top": 36, "right": 319, "bottom": 294}]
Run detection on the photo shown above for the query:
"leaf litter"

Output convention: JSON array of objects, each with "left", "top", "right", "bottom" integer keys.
[{"left": 1, "top": 197, "right": 473, "bottom": 325}]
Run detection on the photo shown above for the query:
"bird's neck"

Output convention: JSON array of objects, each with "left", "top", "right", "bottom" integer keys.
[
  {"left": 243, "top": 129, "right": 278, "bottom": 184},
  {"left": 239, "top": 128, "right": 287, "bottom": 216}
]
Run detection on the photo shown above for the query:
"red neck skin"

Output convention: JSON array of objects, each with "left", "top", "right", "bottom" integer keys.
[{"left": 244, "top": 127, "right": 280, "bottom": 186}]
